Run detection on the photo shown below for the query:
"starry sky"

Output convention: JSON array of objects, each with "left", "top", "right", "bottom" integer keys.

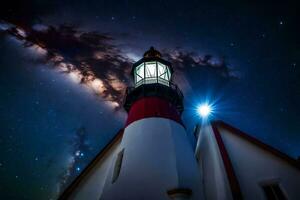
[{"left": 0, "top": 1, "right": 299, "bottom": 199}]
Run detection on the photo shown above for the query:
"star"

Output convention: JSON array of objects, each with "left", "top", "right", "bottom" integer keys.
[
  {"left": 111, "top": 16, "right": 115, "bottom": 21},
  {"left": 75, "top": 150, "right": 80, "bottom": 156},
  {"left": 279, "top": 21, "right": 283, "bottom": 25}
]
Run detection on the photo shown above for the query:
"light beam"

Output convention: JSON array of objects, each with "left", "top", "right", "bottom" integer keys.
[{"left": 197, "top": 103, "right": 212, "bottom": 118}]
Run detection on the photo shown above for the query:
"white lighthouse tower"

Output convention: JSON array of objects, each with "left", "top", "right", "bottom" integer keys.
[
  {"left": 58, "top": 47, "right": 300, "bottom": 200},
  {"left": 99, "top": 47, "right": 203, "bottom": 200}
]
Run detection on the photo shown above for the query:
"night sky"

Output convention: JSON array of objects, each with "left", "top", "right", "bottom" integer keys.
[{"left": 0, "top": 1, "right": 299, "bottom": 199}]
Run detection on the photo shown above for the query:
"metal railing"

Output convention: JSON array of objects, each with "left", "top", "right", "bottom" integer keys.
[
  {"left": 126, "top": 81, "right": 183, "bottom": 101},
  {"left": 124, "top": 81, "right": 184, "bottom": 113}
]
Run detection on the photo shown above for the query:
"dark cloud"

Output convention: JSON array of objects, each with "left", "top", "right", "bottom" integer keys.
[
  {"left": 1, "top": 21, "right": 133, "bottom": 109},
  {"left": 163, "top": 49, "right": 238, "bottom": 94}
]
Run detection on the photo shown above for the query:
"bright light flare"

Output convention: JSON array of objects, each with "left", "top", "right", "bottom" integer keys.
[{"left": 197, "top": 103, "right": 212, "bottom": 118}]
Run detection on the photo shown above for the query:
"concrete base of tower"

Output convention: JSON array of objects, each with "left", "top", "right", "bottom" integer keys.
[{"left": 100, "top": 117, "right": 203, "bottom": 200}]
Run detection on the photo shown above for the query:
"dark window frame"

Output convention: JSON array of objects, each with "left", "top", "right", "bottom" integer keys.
[
  {"left": 112, "top": 149, "right": 124, "bottom": 184},
  {"left": 260, "top": 181, "right": 288, "bottom": 200}
]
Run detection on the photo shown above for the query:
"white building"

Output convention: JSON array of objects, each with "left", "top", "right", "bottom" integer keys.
[{"left": 59, "top": 47, "right": 300, "bottom": 200}]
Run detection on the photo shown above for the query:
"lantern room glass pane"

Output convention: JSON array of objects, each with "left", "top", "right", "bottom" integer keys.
[
  {"left": 145, "top": 62, "right": 157, "bottom": 77},
  {"left": 157, "top": 62, "right": 170, "bottom": 81},
  {"left": 167, "top": 67, "right": 171, "bottom": 79},
  {"left": 135, "top": 63, "right": 144, "bottom": 83},
  {"left": 134, "top": 61, "right": 171, "bottom": 87}
]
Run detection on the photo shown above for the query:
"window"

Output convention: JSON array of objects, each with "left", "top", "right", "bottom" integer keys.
[
  {"left": 134, "top": 61, "right": 171, "bottom": 87},
  {"left": 112, "top": 149, "right": 124, "bottom": 183},
  {"left": 158, "top": 62, "right": 170, "bottom": 81},
  {"left": 145, "top": 62, "right": 157, "bottom": 77},
  {"left": 144, "top": 62, "right": 157, "bottom": 84},
  {"left": 262, "top": 183, "right": 287, "bottom": 200},
  {"left": 135, "top": 63, "right": 144, "bottom": 83}
]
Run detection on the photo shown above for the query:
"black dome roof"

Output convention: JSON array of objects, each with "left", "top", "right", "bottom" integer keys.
[{"left": 143, "top": 46, "right": 161, "bottom": 58}]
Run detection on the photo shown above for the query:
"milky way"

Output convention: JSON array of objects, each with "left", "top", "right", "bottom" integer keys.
[
  {"left": 0, "top": 1, "right": 299, "bottom": 199},
  {"left": 1, "top": 20, "right": 236, "bottom": 109},
  {"left": 1, "top": 20, "right": 236, "bottom": 196}
]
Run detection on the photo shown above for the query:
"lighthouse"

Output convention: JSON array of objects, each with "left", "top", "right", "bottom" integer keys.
[
  {"left": 99, "top": 47, "right": 203, "bottom": 200},
  {"left": 59, "top": 47, "right": 300, "bottom": 200}
]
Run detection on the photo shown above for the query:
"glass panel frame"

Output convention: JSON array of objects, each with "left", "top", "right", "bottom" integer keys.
[
  {"left": 145, "top": 62, "right": 157, "bottom": 78},
  {"left": 135, "top": 63, "right": 144, "bottom": 84},
  {"left": 134, "top": 61, "right": 171, "bottom": 87}
]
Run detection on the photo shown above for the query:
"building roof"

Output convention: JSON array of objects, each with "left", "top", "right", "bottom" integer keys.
[
  {"left": 212, "top": 120, "right": 300, "bottom": 170},
  {"left": 211, "top": 121, "right": 243, "bottom": 200},
  {"left": 211, "top": 120, "right": 300, "bottom": 200},
  {"left": 58, "top": 129, "right": 124, "bottom": 200}
]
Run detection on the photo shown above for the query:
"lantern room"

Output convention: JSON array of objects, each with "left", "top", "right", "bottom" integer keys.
[
  {"left": 132, "top": 47, "right": 173, "bottom": 87},
  {"left": 124, "top": 47, "right": 183, "bottom": 113}
]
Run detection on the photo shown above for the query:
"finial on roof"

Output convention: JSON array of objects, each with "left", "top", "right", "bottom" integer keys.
[{"left": 143, "top": 46, "right": 161, "bottom": 58}]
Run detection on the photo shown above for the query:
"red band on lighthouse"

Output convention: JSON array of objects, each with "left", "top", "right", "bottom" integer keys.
[{"left": 125, "top": 97, "right": 183, "bottom": 127}]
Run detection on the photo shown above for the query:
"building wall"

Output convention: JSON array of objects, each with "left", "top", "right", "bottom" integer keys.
[
  {"left": 64, "top": 120, "right": 300, "bottom": 200},
  {"left": 66, "top": 137, "right": 122, "bottom": 200},
  {"left": 100, "top": 117, "right": 203, "bottom": 200},
  {"left": 195, "top": 124, "right": 233, "bottom": 200},
  {"left": 219, "top": 127, "right": 300, "bottom": 200}
]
